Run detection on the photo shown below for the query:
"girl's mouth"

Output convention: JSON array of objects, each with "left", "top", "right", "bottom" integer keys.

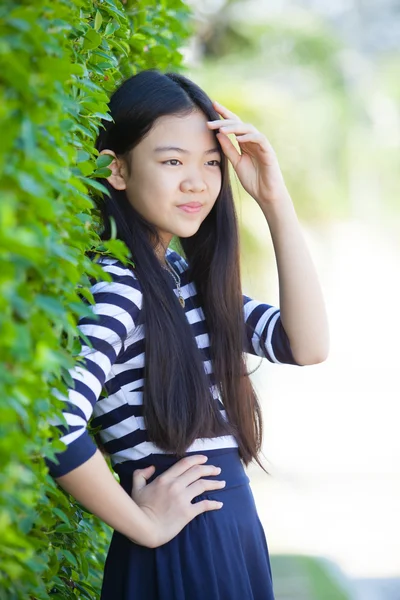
[{"left": 178, "top": 204, "right": 202, "bottom": 213}]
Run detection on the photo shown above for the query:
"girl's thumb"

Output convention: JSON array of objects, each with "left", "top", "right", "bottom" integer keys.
[{"left": 132, "top": 465, "right": 156, "bottom": 492}]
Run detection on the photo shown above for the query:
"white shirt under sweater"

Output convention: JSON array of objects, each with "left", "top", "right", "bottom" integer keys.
[{"left": 46, "top": 248, "right": 300, "bottom": 478}]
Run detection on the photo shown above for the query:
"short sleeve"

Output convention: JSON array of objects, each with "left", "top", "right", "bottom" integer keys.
[
  {"left": 45, "top": 261, "right": 142, "bottom": 478},
  {"left": 243, "top": 294, "right": 302, "bottom": 365}
]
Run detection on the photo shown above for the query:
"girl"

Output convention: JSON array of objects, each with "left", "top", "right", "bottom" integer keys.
[{"left": 46, "top": 69, "right": 329, "bottom": 599}]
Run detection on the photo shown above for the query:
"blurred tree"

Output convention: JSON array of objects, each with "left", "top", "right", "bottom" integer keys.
[{"left": 183, "top": 0, "right": 400, "bottom": 292}]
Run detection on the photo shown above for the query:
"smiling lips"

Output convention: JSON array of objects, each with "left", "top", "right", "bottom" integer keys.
[{"left": 178, "top": 202, "right": 203, "bottom": 213}]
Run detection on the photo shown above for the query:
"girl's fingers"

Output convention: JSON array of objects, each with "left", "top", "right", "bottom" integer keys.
[
  {"left": 212, "top": 100, "right": 240, "bottom": 121},
  {"left": 208, "top": 119, "right": 260, "bottom": 140},
  {"left": 131, "top": 465, "right": 156, "bottom": 493},
  {"left": 236, "top": 132, "right": 267, "bottom": 145},
  {"left": 236, "top": 134, "right": 275, "bottom": 156},
  {"left": 219, "top": 124, "right": 258, "bottom": 136},
  {"left": 179, "top": 464, "right": 222, "bottom": 488},
  {"left": 160, "top": 454, "right": 209, "bottom": 479},
  {"left": 216, "top": 132, "right": 241, "bottom": 166},
  {"left": 186, "top": 478, "right": 226, "bottom": 500},
  {"left": 191, "top": 498, "right": 224, "bottom": 517},
  {"left": 207, "top": 118, "right": 244, "bottom": 130}
]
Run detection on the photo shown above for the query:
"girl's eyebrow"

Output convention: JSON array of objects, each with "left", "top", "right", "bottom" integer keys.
[{"left": 153, "top": 146, "right": 220, "bottom": 155}]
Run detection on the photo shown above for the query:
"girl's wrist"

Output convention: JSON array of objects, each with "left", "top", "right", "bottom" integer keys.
[{"left": 127, "top": 510, "right": 159, "bottom": 548}]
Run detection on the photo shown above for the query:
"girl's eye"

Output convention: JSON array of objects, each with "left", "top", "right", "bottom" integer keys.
[
  {"left": 163, "top": 159, "right": 182, "bottom": 166},
  {"left": 162, "top": 159, "right": 221, "bottom": 167}
]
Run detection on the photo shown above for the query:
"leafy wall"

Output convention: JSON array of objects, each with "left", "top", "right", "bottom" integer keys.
[{"left": 0, "top": 1, "right": 191, "bottom": 598}]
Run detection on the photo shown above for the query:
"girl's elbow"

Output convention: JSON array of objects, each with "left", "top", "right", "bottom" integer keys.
[{"left": 294, "top": 346, "right": 329, "bottom": 366}]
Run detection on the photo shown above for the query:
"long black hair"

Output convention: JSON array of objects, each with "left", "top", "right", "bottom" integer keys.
[{"left": 93, "top": 69, "right": 265, "bottom": 468}]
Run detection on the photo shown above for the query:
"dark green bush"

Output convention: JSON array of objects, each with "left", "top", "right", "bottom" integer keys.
[{"left": 0, "top": 1, "right": 192, "bottom": 598}]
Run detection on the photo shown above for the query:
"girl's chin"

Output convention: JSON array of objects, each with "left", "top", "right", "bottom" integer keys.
[
  {"left": 173, "top": 226, "right": 201, "bottom": 238},
  {"left": 170, "top": 220, "right": 203, "bottom": 236}
]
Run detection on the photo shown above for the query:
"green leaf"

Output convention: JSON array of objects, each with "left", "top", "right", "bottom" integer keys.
[
  {"left": 77, "top": 150, "right": 91, "bottom": 163},
  {"left": 92, "top": 167, "right": 112, "bottom": 178},
  {"left": 7, "top": 18, "right": 31, "bottom": 32},
  {"left": 78, "top": 176, "right": 111, "bottom": 197},
  {"left": 96, "top": 154, "right": 113, "bottom": 168},
  {"left": 73, "top": 582, "right": 95, "bottom": 599},
  {"left": 35, "top": 295, "right": 66, "bottom": 318},
  {"left": 19, "top": 511, "right": 38, "bottom": 535},
  {"left": 104, "top": 22, "right": 119, "bottom": 37},
  {"left": 58, "top": 548, "right": 78, "bottom": 568},
  {"left": 80, "top": 554, "right": 89, "bottom": 579},
  {"left": 55, "top": 523, "right": 75, "bottom": 534},
  {"left": 76, "top": 160, "right": 95, "bottom": 177},
  {"left": 17, "top": 173, "right": 46, "bottom": 198},
  {"left": 52, "top": 508, "right": 71, "bottom": 527},
  {"left": 94, "top": 11, "right": 103, "bottom": 32},
  {"left": 83, "top": 28, "right": 102, "bottom": 50}
]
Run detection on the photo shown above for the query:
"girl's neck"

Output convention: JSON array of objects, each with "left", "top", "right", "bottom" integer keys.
[{"left": 154, "top": 238, "right": 172, "bottom": 267}]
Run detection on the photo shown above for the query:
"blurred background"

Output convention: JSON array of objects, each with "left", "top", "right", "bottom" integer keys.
[{"left": 183, "top": 1, "right": 400, "bottom": 598}]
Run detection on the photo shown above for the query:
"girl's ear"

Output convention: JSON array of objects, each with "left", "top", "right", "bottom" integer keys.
[{"left": 99, "top": 149, "right": 127, "bottom": 191}]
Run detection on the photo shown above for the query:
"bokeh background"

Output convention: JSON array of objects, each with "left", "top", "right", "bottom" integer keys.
[
  {"left": 1, "top": 1, "right": 398, "bottom": 597},
  {"left": 182, "top": 1, "right": 400, "bottom": 598}
]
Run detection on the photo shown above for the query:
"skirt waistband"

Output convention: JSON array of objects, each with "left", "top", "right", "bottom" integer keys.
[{"left": 115, "top": 448, "right": 249, "bottom": 494}]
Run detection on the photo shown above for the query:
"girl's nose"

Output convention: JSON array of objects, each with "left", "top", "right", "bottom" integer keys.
[{"left": 180, "top": 177, "right": 207, "bottom": 194}]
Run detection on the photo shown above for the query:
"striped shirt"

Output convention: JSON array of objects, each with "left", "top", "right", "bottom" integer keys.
[{"left": 46, "top": 248, "right": 300, "bottom": 478}]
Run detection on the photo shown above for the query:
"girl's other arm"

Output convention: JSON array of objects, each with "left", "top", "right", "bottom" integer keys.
[
  {"left": 56, "top": 449, "right": 225, "bottom": 548},
  {"left": 261, "top": 195, "right": 329, "bottom": 366},
  {"left": 55, "top": 449, "right": 154, "bottom": 544}
]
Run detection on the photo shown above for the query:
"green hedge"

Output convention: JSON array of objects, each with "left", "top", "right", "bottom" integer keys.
[{"left": 0, "top": 1, "right": 192, "bottom": 598}]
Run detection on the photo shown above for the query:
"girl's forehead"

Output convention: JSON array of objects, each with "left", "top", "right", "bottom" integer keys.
[
  {"left": 132, "top": 110, "right": 219, "bottom": 158},
  {"left": 149, "top": 111, "right": 212, "bottom": 141}
]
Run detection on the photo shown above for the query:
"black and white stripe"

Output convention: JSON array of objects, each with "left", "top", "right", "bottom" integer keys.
[{"left": 46, "top": 248, "right": 299, "bottom": 477}]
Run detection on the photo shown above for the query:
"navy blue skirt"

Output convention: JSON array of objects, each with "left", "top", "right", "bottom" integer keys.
[{"left": 101, "top": 448, "right": 275, "bottom": 600}]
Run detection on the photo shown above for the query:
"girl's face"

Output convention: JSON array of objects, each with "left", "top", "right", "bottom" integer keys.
[{"left": 101, "top": 110, "right": 223, "bottom": 257}]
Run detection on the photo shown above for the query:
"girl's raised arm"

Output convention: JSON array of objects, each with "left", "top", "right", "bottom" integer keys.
[{"left": 208, "top": 101, "right": 329, "bottom": 366}]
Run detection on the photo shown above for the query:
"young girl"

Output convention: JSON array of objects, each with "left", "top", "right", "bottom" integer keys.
[{"left": 46, "top": 69, "right": 329, "bottom": 599}]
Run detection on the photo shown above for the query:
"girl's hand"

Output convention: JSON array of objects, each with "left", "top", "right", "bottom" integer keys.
[
  {"left": 207, "top": 101, "right": 289, "bottom": 206},
  {"left": 130, "top": 454, "right": 226, "bottom": 548}
]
